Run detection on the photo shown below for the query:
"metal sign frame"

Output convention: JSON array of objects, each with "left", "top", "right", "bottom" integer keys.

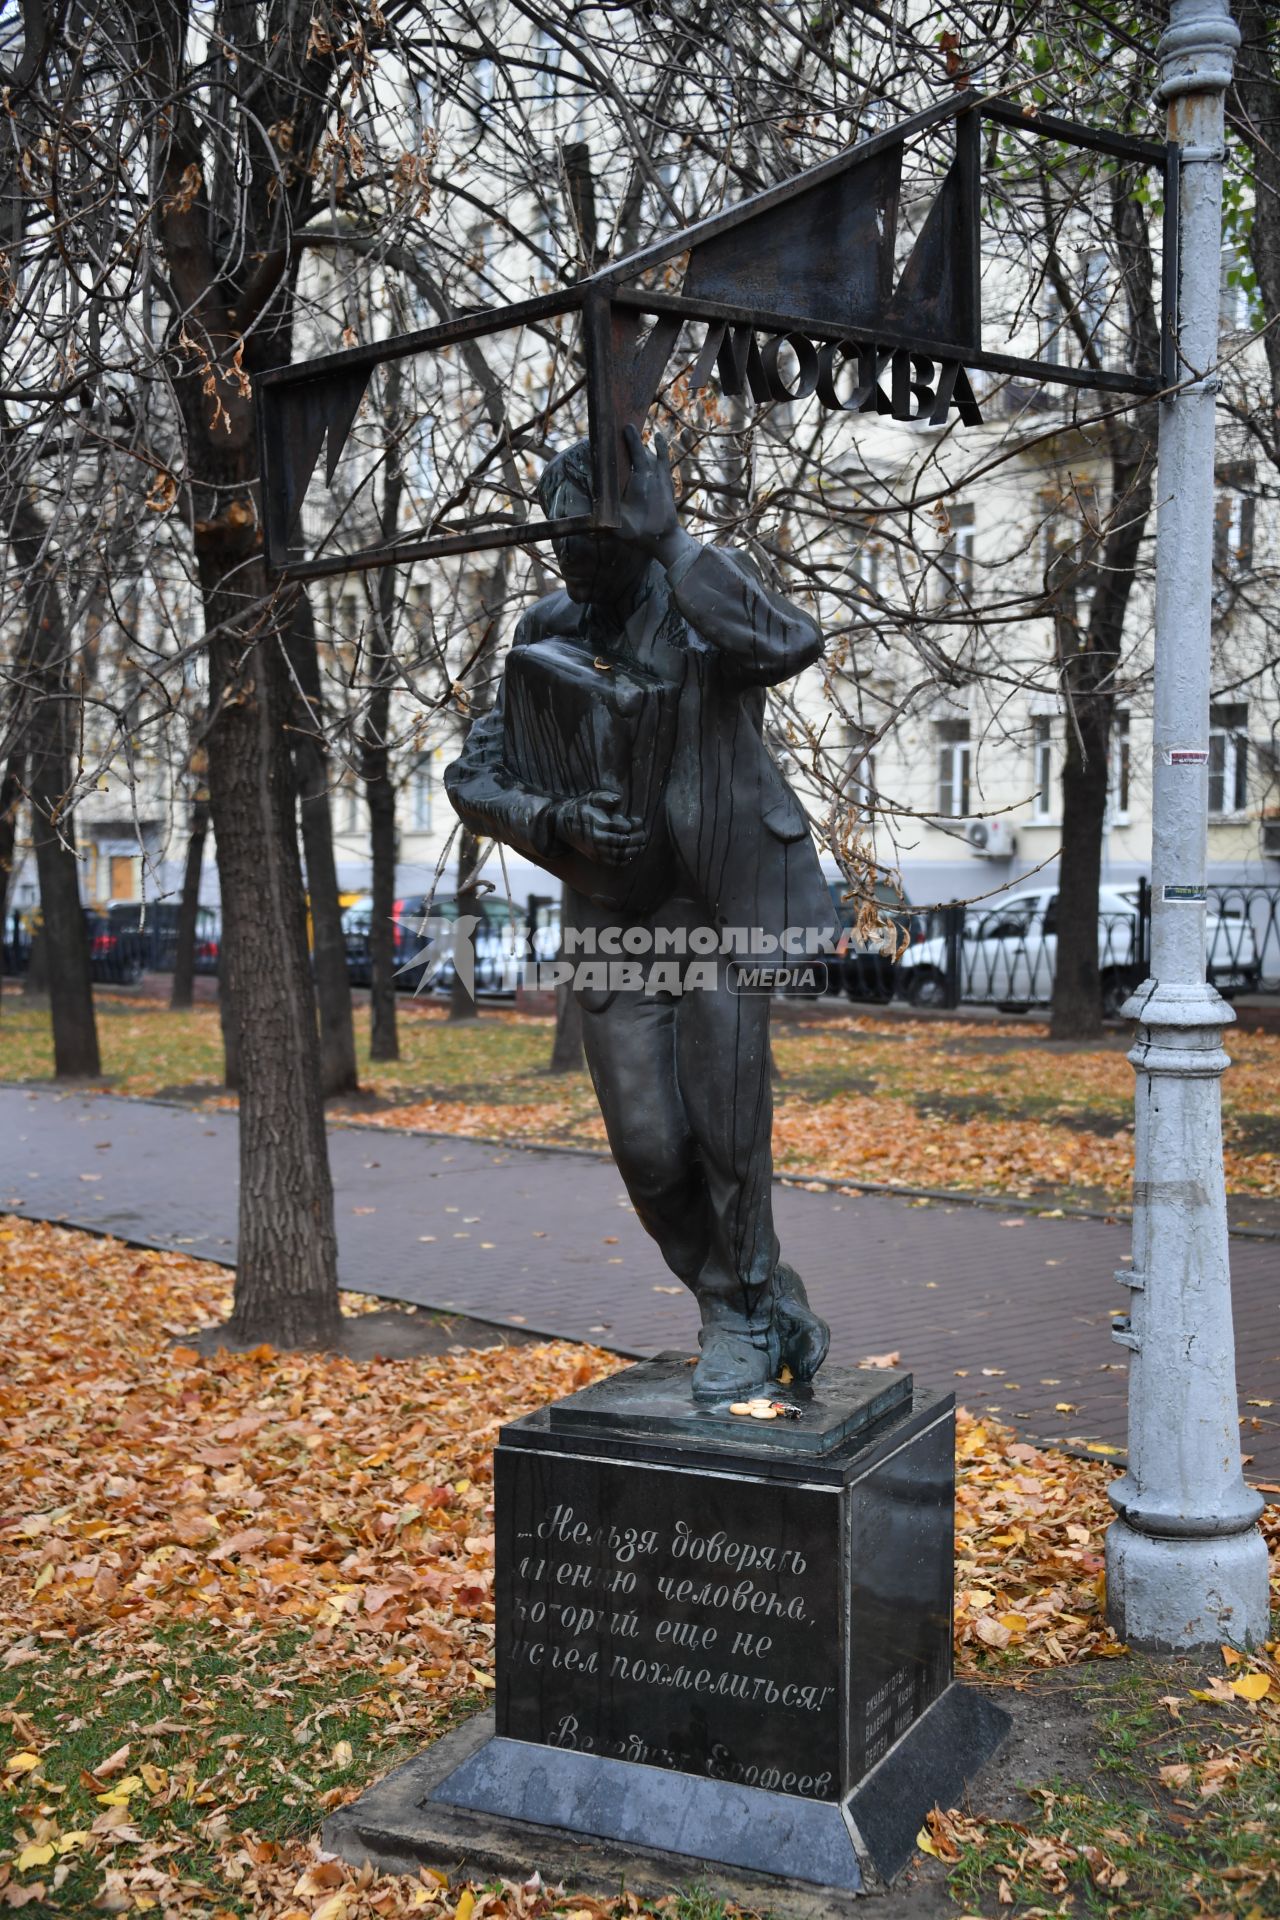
[{"left": 257, "top": 92, "right": 1176, "bottom": 582}]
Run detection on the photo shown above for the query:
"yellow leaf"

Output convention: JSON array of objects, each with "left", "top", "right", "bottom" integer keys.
[
  {"left": 139, "top": 1763, "right": 167, "bottom": 1793},
  {"left": 1084, "top": 1441, "right": 1124, "bottom": 1457},
  {"left": 331, "top": 1740, "right": 354, "bottom": 1770},
  {"left": 998, "top": 1612, "right": 1029, "bottom": 1635},
  {"left": 313, "top": 1896, "right": 348, "bottom": 1920},
  {"left": 1221, "top": 1645, "right": 1243, "bottom": 1668},
  {"left": 1054, "top": 1402, "right": 1078, "bottom": 1414},
  {"left": 16, "top": 1843, "right": 55, "bottom": 1870},
  {"left": 454, "top": 1892, "right": 477, "bottom": 1920},
  {"left": 32, "top": 1563, "right": 53, "bottom": 1593},
  {"left": 916, "top": 1827, "right": 941, "bottom": 1858},
  {"left": 95, "top": 1773, "right": 143, "bottom": 1805},
  {"left": 469, "top": 1668, "right": 495, "bottom": 1690},
  {"left": 55, "top": 1831, "right": 91, "bottom": 1854},
  {"left": 6, "top": 1752, "right": 41, "bottom": 1773},
  {"left": 1230, "top": 1672, "right": 1271, "bottom": 1701}
]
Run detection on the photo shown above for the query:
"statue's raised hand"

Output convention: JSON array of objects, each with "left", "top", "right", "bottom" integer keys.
[
  {"left": 554, "top": 788, "right": 647, "bottom": 866},
  {"left": 619, "top": 426, "right": 697, "bottom": 572}
]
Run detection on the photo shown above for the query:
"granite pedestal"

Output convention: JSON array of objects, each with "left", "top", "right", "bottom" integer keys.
[{"left": 326, "top": 1357, "right": 1009, "bottom": 1898}]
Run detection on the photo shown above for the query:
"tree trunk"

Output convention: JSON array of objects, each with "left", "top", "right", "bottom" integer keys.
[
  {"left": 285, "top": 592, "right": 359, "bottom": 1096},
  {"left": 365, "top": 754, "right": 399, "bottom": 1058},
  {"left": 7, "top": 497, "right": 99, "bottom": 1074},
  {"left": 1051, "top": 691, "right": 1113, "bottom": 1037},
  {"left": 363, "top": 360, "right": 404, "bottom": 1062},
  {"left": 0, "top": 748, "right": 24, "bottom": 1013},
  {"left": 199, "top": 548, "right": 340, "bottom": 1346},
  {"left": 24, "top": 927, "right": 47, "bottom": 997},
  {"left": 548, "top": 883, "right": 583, "bottom": 1071},
  {"left": 29, "top": 708, "right": 99, "bottom": 1075},
  {"left": 1236, "top": 4, "right": 1280, "bottom": 450},
  {"left": 1049, "top": 177, "right": 1159, "bottom": 1041},
  {"left": 218, "top": 956, "right": 241, "bottom": 1091},
  {"left": 170, "top": 797, "right": 209, "bottom": 1010},
  {"left": 449, "top": 825, "right": 482, "bottom": 1023},
  {"left": 135, "top": 0, "right": 341, "bottom": 1343}
]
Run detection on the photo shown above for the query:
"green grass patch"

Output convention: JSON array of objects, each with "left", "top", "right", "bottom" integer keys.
[
  {"left": 947, "top": 1657, "right": 1280, "bottom": 1919},
  {"left": 0, "top": 1623, "right": 468, "bottom": 1914}
]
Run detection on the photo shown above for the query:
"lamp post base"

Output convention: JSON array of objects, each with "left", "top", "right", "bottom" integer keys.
[{"left": 1106, "top": 1516, "right": 1270, "bottom": 1652}]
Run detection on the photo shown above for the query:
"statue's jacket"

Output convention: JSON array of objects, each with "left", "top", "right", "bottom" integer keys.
[{"left": 445, "top": 542, "right": 838, "bottom": 958}]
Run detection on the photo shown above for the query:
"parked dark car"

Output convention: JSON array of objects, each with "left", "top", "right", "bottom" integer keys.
[
  {"left": 86, "top": 910, "right": 146, "bottom": 984},
  {"left": 341, "top": 892, "right": 559, "bottom": 995},
  {"left": 105, "top": 900, "right": 220, "bottom": 974},
  {"left": 341, "top": 893, "right": 441, "bottom": 988}
]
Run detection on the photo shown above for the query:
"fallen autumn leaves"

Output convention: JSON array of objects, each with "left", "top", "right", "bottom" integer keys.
[{"left": 1, "top": 1217, "right": 1277, "bottom": 1917}]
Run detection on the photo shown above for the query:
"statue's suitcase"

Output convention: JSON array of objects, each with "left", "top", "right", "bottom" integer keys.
[{"left": 502, "top": 636, "right": 676, "bottom": 914}]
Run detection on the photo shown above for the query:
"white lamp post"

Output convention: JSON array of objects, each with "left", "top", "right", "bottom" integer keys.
[{"left": 1105, "top": 0, "right": 1270, "bottom": 1649}]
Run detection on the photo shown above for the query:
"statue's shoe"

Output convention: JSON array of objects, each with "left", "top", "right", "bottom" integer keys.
[
  {"left": 771, "top": 1262, "right": 830, "bottom": 1381},
  {"left": 693, "top": 1297, "right": 774, "bottom": 1401}
]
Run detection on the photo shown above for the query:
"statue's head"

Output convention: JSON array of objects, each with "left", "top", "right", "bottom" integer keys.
[{"left": 537, "top": 438, "right": 649, "bottom": 608}]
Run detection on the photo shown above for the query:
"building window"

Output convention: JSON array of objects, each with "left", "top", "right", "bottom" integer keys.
[
  {"left": 531, "top": 25, "right": 560, "bottom": 104},
  {"left": 1109, "top": 711, "right": 1131, "bottom": 822},
  {"left": 1209, "top": 703, "right": 1248, "bottom": 816},
  {"left": 407, "top": 763, "right": 432, "bottom": 832},
  {"left": 846, "top": 726, "right": 876, "bottom": 812},
  {"left": 109, "top": 853, "right": 139, "bottom": 901},
  {"left": 471, "top": 56, "right": 495, "bottom": 105},
  {"left": 1214, "top": 467, "right": 1256, "bottom": 576},
  {"left": 1032, "top": 716, "right": 1056, "bottom": 821},
  {"left": 935, "top": 720, "right": 971, "bottom": 818},
  {"left": 1081, "top": 248, "right": 1108, "bottom": 360},
  {"left": 853, "top": 536, "right": 880, "bottom": 599},
  {"left": 1220, "top": 247, "right": 1250, "bottom": 333},
  {"left": 938, "top": 503, "right": 975, "bottom": 606}
]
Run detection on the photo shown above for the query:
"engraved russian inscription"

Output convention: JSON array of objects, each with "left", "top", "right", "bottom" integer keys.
[{"left": 495, "top": 1448, "right": 842, "bottom": 1801}]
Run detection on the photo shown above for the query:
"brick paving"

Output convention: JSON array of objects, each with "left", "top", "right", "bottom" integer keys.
[{"left": 2, "top": 1084, "right": 1276, "bottom": 1481}]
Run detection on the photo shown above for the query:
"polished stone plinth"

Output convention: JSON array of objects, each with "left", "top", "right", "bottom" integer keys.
[
  {"left": 548, "top": 1353, "right": 913, "bottom": 1456},
  {"left": 327, "top": 1357, "right": 1009, "bottom": 1898}
]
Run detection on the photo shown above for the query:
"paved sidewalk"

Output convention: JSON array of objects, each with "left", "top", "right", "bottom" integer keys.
[{"left": 2, "top": 1084, "right": 1276, "bottom": 1480}]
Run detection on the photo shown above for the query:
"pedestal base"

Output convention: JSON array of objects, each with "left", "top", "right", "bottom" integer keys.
[
  {"left": 326, "top": 1358, "right": 1009, "bottom": 1899},
  {"left": 325, "top": 1683, "right": 1010, "bottom": 1900}
]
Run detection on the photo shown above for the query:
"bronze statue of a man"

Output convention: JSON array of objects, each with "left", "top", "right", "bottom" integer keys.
[{"left": 446, "top": 427, "right": 838, "bottom": 1399}]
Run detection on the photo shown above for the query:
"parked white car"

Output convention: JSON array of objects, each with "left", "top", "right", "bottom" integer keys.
[{"left": 895, "top": 884, "right": 1260, "bottom": 1014}]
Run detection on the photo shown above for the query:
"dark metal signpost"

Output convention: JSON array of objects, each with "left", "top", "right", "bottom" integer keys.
[{"left": 258, "top": 92, "right": 1173, "bottom": 581}]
